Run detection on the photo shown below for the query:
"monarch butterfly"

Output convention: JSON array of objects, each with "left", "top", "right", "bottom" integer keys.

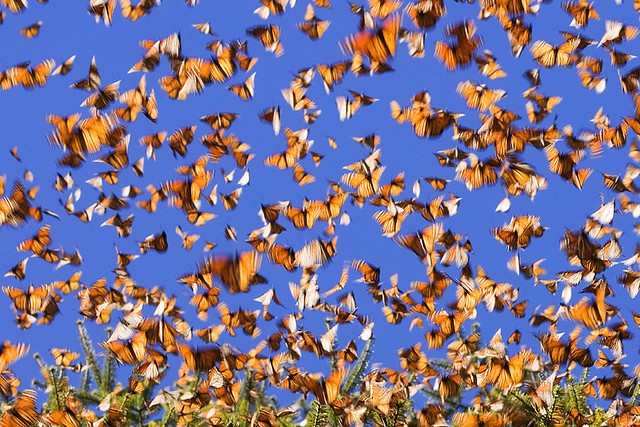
[
  {"left": 220, "top": 188, "right": 242, "bottom": 211},
  {"left": 223, "top": 224, "right": 237, "bottom": 242},
  {"left": 139, "top": 317, "right": 179, "bottom": 352},
  {"left": 316, "top": 61, "right": 350, "bottom": 94},
  {"left": 491, "top": 215, "right": 546, "bottom": 250},
  {"left": 52, "top": 55, "right": 76, "bottom": 77},
  {"left": 234, "top": 47, "right": 259, "bottom": 72},
  {"left": 1, "top": 0, "right": 27, "bottom": 13},
  {"left": 297, "top": 4, "right": 331, "bottom": 40},
  {"left": 480, "top": 349, "right": 533, "bottom": 391},
  {"left": 200, "top": 251, "right": 265, "bottom": 293},
  {"left": 446, "top": 332, "right": 480, "bottom": 359},
  {"left": 435, "top": 21, "right": 482, "bottom": 71},
  {"left": 97, "top": 140, "right": 129, "bottom": 170},
  {"left": 336, "top": 96, "right": 361, "bottom": 121},
  {"left": 280, "top": 199, "right": 320, "bottom": 227},
  {"left": 38, "top": 248, "right": 62, "bottom": 265},
  {"left": 201, "top": 112, "right": 238, "bottom": 131},
  {"left": 394, "top": 224, "right": 444, "bottom": 265},
  {"left": 267, "top": 244, "right": 296, "bottom": 272},
  {"left": 294, "top": 237, "right": 338, "bottom": 268},
  {"left": 599, "top": 20, "right": 639, "bottom": 48},
  {"left": 129, "top": 50, "right": 160, "bottom": 73},
  {"left": 254, "top": 0, "right": 288, "bottom": 19},
  {"left": 204, "top": 54, "right": 236, "bottom": 86},
  {"left": 71, "top": 56, "right": 101, "bottom": 92},
  {"left": 192, "top": 21, "right": 213, "bottom": 35},
  {"left": 562, "top": 0, "right": 599, "bottom": 28},
  {"left": 168, "top": 126, "right": 197, "bottom": 157},
  {"left": 423, "top": 177, "right": 449, "bottom": 191},
  {"left": 453, "top": 412, "right": 512, "bottom": 427},
  {"left": 189, "top": 288, "right": 219, "bottom": 322},
  {"left": 227, "top": 73, "right": 255, "bottom": 100},
  {"left": 475, "top": 50, "right": 507, "bottom": 79},
  {"left": 292, "top": 164, "right": 315, "bottom": 186},
  {"left": 619, "top": 269, "right": 640, "bottom": 298},
  {"left": 348, "top": 1, "right": 375, "bottom": 29},
  {"left": 101, "top": 331, "right": 147, "bottom": 365},
  {"left": 304, "top": 368, "right": 347, "bottom": 407},
  {"left": 499, "top": 16, "right": 531, "bottom": 58},
  {"left": 544, "top": 143, "right": 592, "bottom": 189},
  {"left": 137, "top": 231, "right": 168, "bottom": 254},
  {"left": 565, "top": 297, "right": 613, "bottom": 329},
  {"left": 246, "top": 25, "right": 284, "bottom": 56},
  {"left": 457, "top": 81, "right": 506, "bottom": 111},
  {"left": 195, "top": 324, "right": 225, "bottom": 344},
  {"left": 120, "top": 0, "right": 157, "bottom": 21},
  {"left": 220, "top": 305, "right": 260, "bottom": 339},
  {"left": 530, "top": 39, "right": 579, "bottom": 68},
  {"left": 455, "top": 154, "right": 501, "bottom": 190},
  {"left": 0, "top": 390, "right": 39, "bottom": 427},
  {"left": 3, "top": 284, "right": 53, "bottom": 317},
  {"left": 81, "top": 80, "right": 120, "bottom": 111},
  {"left": 341, "top": 14, "right": 400, "bottom": 64},
  {"left": 16, "top": 225, "right": 51, "bottom": 255},
  {"left": 368, "top": 0, "right": 401, "bottom": 18},
  {"left": 508, "top": 300, "right": 528, "bottom": 318},
  {"left": 141, "top": 32, "right": 180, "bottom": 59},
  {"left": 54, "top": 271, "right": 83, "bottom": 295},
  {"left": 521, "top": 72, "right": 542, "bottom": 95},
  {"left": 50, "top": 348, "right": 80, "bottom": 367},
  {"left": 75, "top": 113, "right": 120, "bottom": 154},
  {"left": 281, "top": 85, "right": 317, "bottom": 111},
  {"left": 400, "top": 29, "right": 426, "bottom": 58},
  {"left": 19, "top": 21, "right": 42, "bottom": 38},
  {"left": 88, "top": 0, "right": 116, "bottom": 26},
  {"left": 47, "top": 113, "right": 81, "bottom": 147},
  {"left": 0, "top": 341, "right": 29, "bottom": 372},
  {"left": 351, "top": 259, "right": 380, "bottom": 285},
  {"left": 4, "top": 260, "right": 28, "bottom": 280},
  {"left": 158, "top": 74, "right": 189, "bottom": 100},
  {"left": 139, "top": 132, "right": 166, "bottom": 160},
  {"left": 397, "top": 343, "right": 430, "bottom": 375},
  {"left": 178, "top": 344, "right": 221, "bottom": 373},
  {"left": 175, "top": 226, "right": 200, "bottom": 250},
  {"left": 116, "top": 77, "right": 146, "bottom": 122},
  {"left": 13, "top": 59, "right": 56, "bottom": 89},
  {"left": 264, "top": 150, "right": 297, "bottom": 170},
  {"left": 310, "top": 151, "right": 324, "bottom": 168},
  {"left": 405, "top": 0, "right": 445, "bottom": 30},
  {"left": 52, "top": 173, "right": 74, "bottom": 195},
  {"left": 524, "top": 88, "right": 562, "bottom": 123},
  {"left": 258, "top": 106, "right": 281, "bottom": 135},
  {"left": 372, "top": 200, "right": 410, "bottom": 237}
]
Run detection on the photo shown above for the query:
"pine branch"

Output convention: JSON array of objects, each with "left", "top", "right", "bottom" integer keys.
[
  {"left": 306, "top": 400, "right": 338, "bottom": 427},
  {"left": 505, "top": 389, "right": 539, "bottom": 422},
  {"left": 32, "top": 353, "right": 50, "bottom": 392},
  {"left": 79, "top": 367, "right": 90, "bottom": 393},
  {"left": 48, "top": 367, "right": 63, "bottom": 412},
  {"left": 386, "top": 398, "right": 411, "bottom": 427},
  {"left": 630, "top": 381, "right": 640, "bottom": 406},
  {"left": 343, "top": 337, "right": 373, "bottom": 395},
  {"left": 239, "top": 368, "right": 259, "bottom": 414},
  {"left": 566, "top": 371, "right": 590, "bottom": 419},
  {"left": 101, "top": 346, "right": 116, "bottom": 395},
  {"left": 76, "top": 320, "right": 103, "bottom": 389}
]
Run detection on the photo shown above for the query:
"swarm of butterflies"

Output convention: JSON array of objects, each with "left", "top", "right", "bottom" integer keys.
[{"left": 3, "top": 0, "right": 640, "bottom": 425}]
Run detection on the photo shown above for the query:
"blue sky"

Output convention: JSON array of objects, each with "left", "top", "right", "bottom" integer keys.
[{"left": 1, "top": 0, "right": 640, "bottom": 409}]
